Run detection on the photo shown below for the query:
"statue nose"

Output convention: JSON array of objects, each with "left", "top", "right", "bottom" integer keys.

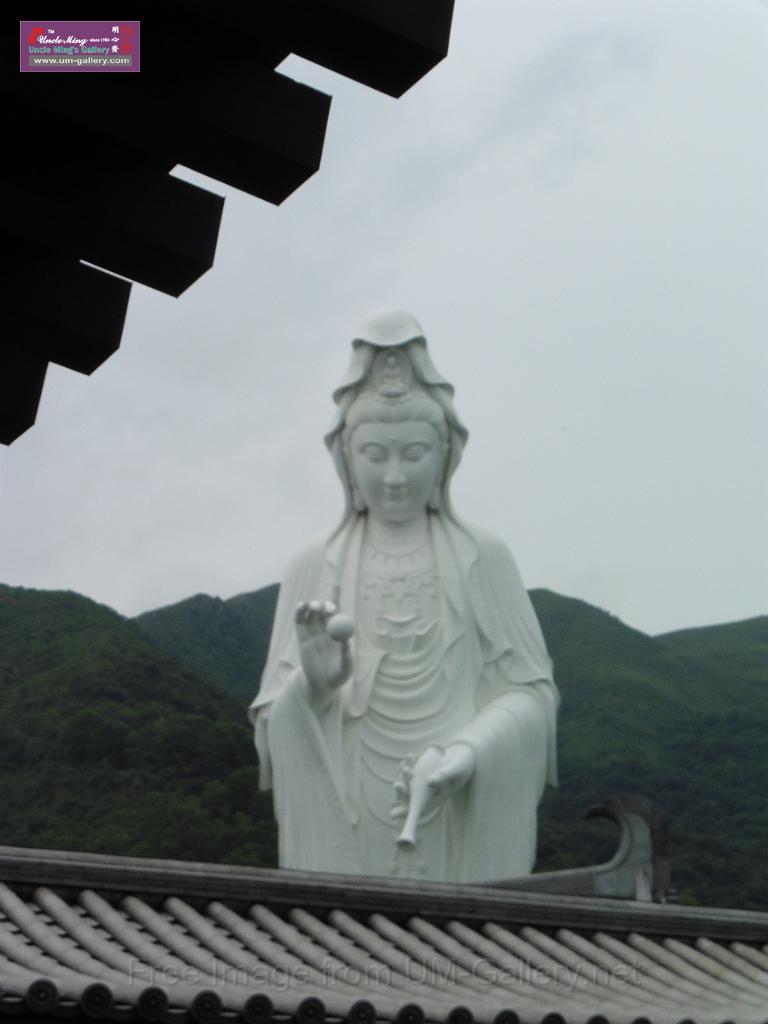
[{"left": 384, "top": 460, "right": 406, "bottom": 487}]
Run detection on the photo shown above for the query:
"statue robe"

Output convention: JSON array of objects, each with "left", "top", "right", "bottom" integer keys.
[{"left": 249, "top": 514, "right": 558, "bottom": 883}]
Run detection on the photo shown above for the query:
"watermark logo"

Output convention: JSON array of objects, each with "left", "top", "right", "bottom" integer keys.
[
  {"left": 125, "top": 955, "right": 640, "bottom": 996},
  {"left": 20, "top": 21, "right": 140, "bottom": 72}
]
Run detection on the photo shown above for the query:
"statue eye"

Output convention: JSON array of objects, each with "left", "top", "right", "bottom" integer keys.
[
  {"left": 360, "top": 443, "right": 387, "bottom": 462},
  {"left": 403, "top": 443, "right": 429, "bottom": 461}
]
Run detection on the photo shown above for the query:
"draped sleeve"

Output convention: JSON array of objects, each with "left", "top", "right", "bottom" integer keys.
[
  {"left": 467, "top": 524, "right": 558, "bottom": 787},
  {"left": 248, "top": 533, "right": 333, "bottom": 789}
]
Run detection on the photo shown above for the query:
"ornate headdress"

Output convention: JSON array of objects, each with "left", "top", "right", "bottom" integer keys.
[
  {"left": 366, "top": 347, "right": 415, "bottom": 401},
  {"left": 325, "top": 309, "right": 468, "bottom": 526}
]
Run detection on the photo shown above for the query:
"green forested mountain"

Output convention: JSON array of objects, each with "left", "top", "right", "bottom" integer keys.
[
  {"left": 0, "top": 584, "right": 276, "bottom": 866},
  {"left": 1, "top": 581, "right": 766, "bottom": 910},
  {"left": 658, "top": 616, "right": 768, "bottom": 686},
  {"left": 134, "top": 586, "right": 278, "bottom": 702}
]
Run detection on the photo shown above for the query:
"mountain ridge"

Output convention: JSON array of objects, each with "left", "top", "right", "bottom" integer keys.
[{"left": 134, "top": 585, "right": 278, "bottom": 701}]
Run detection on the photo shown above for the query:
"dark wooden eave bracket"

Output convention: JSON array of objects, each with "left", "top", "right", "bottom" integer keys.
[{"left": 1, "top": 2, "right": 456, "bottom": 443}]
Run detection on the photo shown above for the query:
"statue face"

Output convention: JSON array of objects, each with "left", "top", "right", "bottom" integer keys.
[{"left": 349, "top": 420, "right": 444, "bottom": 524}]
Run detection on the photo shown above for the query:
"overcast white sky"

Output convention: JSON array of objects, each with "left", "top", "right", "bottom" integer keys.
[{"left": 2, "top": 0, "right": 766, "bottom": 636}]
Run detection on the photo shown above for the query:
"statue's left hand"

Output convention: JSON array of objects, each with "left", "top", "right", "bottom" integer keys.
[
  {"left": 391, "top": 743, "right": 476, "bottom": 823},
  {"left": 427, "top": 743, "right": 476, "bottom": 801}
]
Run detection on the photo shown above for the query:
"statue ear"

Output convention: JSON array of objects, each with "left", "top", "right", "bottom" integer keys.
[
  {"left": 352, "top": 486, "right": 367, "bottom": 512},
  {"left": 428, "top": 443, "right": 449, "bottom": 512}
]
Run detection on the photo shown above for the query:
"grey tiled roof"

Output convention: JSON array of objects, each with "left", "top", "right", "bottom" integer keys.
[{"left": 0, "top": 846, "right": 767, "bottom": 1024}]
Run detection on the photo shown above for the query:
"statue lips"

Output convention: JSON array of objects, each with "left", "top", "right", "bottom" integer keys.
[{"left": 382, "top": 489, "right": 409, "bottom": 508}]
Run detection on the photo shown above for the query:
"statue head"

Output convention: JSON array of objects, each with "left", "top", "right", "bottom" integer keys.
[{"left": 325, "top": 310, "right": 468, "bottom": 527}]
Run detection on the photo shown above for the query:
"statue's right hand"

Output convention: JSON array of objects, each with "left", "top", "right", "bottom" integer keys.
[{"left": 295, "top": 600, "right": 353, "bottom": 697}]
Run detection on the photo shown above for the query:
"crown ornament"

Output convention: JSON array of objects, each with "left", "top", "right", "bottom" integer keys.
[{"left": 367, "top": 348, "right": 417, "bottom": 403}]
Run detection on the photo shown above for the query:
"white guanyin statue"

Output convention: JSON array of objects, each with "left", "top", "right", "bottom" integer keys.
[{"left": 249, "top": 310, "right": 559, "bottom": 883}]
